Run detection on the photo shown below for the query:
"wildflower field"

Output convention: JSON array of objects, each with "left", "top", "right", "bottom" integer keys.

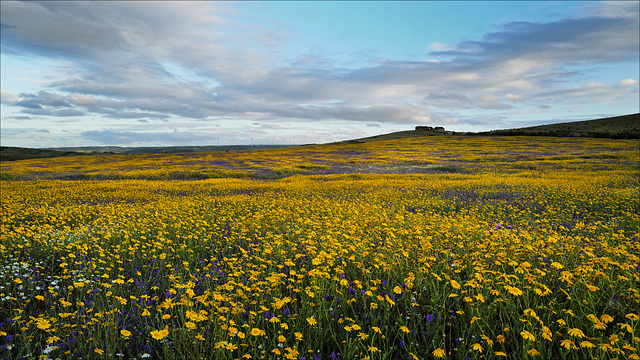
[{"left": 1, "top": 136, "right": 639, "bottom": 360}]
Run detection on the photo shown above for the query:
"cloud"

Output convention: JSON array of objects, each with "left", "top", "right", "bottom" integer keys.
[
  {"left": 1, "top": 89, "right": 20, "bottom": 103},
  {"left": 66, "top": 93, "right": 97, "bottom": 106},
  {"left": 620, "top": 78, "right": 639, "bottom": 86},
  {"left": 422, "top": 92, "right": 513, "bottom": 110},
  {"left": 15, "top": 91, "right": 71, "bottom": 109},
  {"left": 81, "top": 129, "right": 212, "bottom": 146},
  {"left": 1, "top": 0, "right": 638, "bottom": 145}
]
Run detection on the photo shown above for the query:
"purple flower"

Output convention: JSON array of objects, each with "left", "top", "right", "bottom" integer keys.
[
  {"left": 426, "top": 314, "right": 434, "bottom": 322},
  {"left": 330, "top": 351, "right": 339, "bottom": 359},
  {"left": 495, "top": 223, "right": 502, "bottom": 229}
]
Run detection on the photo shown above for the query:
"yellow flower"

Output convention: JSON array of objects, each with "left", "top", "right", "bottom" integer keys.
[
  {"left": 520, "top": 330, "right": 535, "bottom": 341},
  {"left": 527, "top": 349, "right": 540, "bottom": 356},
  {"left": 495, "top": 351, "right": 507, "bottom": 357},
  {"left": 393, "top": 286, "right": 402, "bottom": 294},
  {"left": 400, "top": 326, "right": 410, "bottom": 334},
  {"left": 372, "top": 327, "right": 381, "bottom": 334},
  {"left": 561, "top": 339, "right": 574, "bottom": 349},
  {"left": 306, "top": 317, "right": 317, "bottom": 326},
  {"left": 619, "top": 323, "right": 633, "bottom": 333},
  {"left": 472, "top": 343, "right": 483, "bottom": 352},
  {"left": 120, "top": 329, "right": 131, "bottom": 339},
  {"left": 626, "top": 313, "right": 639, "bottom": 321},
  {"left": 185, "top": 322, "right": 196, "bottom": 330},
  {"left": 141, "top": 309, "right": 151, "bottom": 317},
  {"left": 250, "top": 328, "right": 265, "bottom": 336},
  {"left": 505, "top": 285, "right": 523, "bottom": 296},
  {"left": 150, "top": 326, "right": 169, "bottom": 340},
  {"left": 358, "top": 332, "right": 368, "bottom": 340},
  {"left": 294, "top": 332, "right": 303, "bottom": 340},
  {"left": 46, "top": 335, "right": 61, "bottom": 344},
  {"left": 580, "top": 340, "right": 596, "bottom": 348},
  {"left": 600, "top": 314, "right": 614, "bottom": 323},
  {"left": 623, "top": 344, "right": 637, "bottom": 351},
  {"left": 598, "top": 343, "right": 613, "bottom": 351},
  {"left": 586, "top": 284, "right": 599, "bottom": 291},
  {"left": 94, "top": 348, "right": 104, "bottom": 355},
  {"left": 450, "top": 280, "right": 461, "bottom": 289},
  {"left": 37, "top": 319, "right": 51, "bottom": 330},
  {"left": 568, "top": 328, "right": 585, "bottom": 338},
  {"left": 432, "top": 348, "right": 446, "bottom": 358},
  {"left": 278, "top": 335, "right": 286, "bottom": 342}
]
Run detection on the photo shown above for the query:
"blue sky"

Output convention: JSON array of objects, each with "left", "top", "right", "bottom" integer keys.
[{"left": 1, "top": 1, "right": 638, "bottom": 148}]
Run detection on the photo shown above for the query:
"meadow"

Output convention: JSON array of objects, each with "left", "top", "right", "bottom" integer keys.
[{"left": 1, "top": 136, "right": 639, "bottom": 360}]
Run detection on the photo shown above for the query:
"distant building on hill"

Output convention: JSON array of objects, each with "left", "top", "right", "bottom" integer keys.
[{"left": 415, "top": 126, "right": 446, "bottom": 132}]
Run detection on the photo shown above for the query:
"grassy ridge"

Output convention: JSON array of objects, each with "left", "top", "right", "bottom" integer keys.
[
  {"left": 0, "top": 146, "right": 87, "bottom": 162},
  {"left": 475, "top": 113, "right": 640, "bottom": 138}
]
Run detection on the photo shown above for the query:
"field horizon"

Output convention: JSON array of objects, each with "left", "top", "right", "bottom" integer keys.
[{"left": 1, "top": 113, "right": 638, "bottom": 162}]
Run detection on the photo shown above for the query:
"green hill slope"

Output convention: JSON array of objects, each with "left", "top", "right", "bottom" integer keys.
[{"left": 476, "top": 113, "right": 639, "bottom": 138}]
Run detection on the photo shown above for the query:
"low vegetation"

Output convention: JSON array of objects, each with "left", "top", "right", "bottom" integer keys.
[
  {"left": 475, "top": 113, "right": 640, "bottom": 139},
  {"left": 1, "top": 134, "right": 638, "bottom": 360}
]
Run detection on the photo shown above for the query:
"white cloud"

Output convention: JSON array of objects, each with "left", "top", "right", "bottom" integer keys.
[
  {"left": 620, "top": 78, "right": 639, "bottom": 86},
  {"left": 1, "top": 89, "right": 20, "bottom": 103},
  {"left": 66, "top": 94, "right": 97, "bottom": 106}
]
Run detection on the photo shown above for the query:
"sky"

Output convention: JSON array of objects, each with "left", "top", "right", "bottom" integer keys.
[{"left": 1, "top": 1, "right": 638, "bottom": 148}]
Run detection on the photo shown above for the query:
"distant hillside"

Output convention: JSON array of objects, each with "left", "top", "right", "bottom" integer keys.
[
  {"left": 476, "top": 113, "right": 640, "bottom": 139},
  {"left": 0, "top": 146, "right": 87, "bottom": 162},
  {"left": 341, "top": 128, "right": 450, "bottom": 144},
  {"left": 0, "top": 144, "right": 298, "bottom": 162}
]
